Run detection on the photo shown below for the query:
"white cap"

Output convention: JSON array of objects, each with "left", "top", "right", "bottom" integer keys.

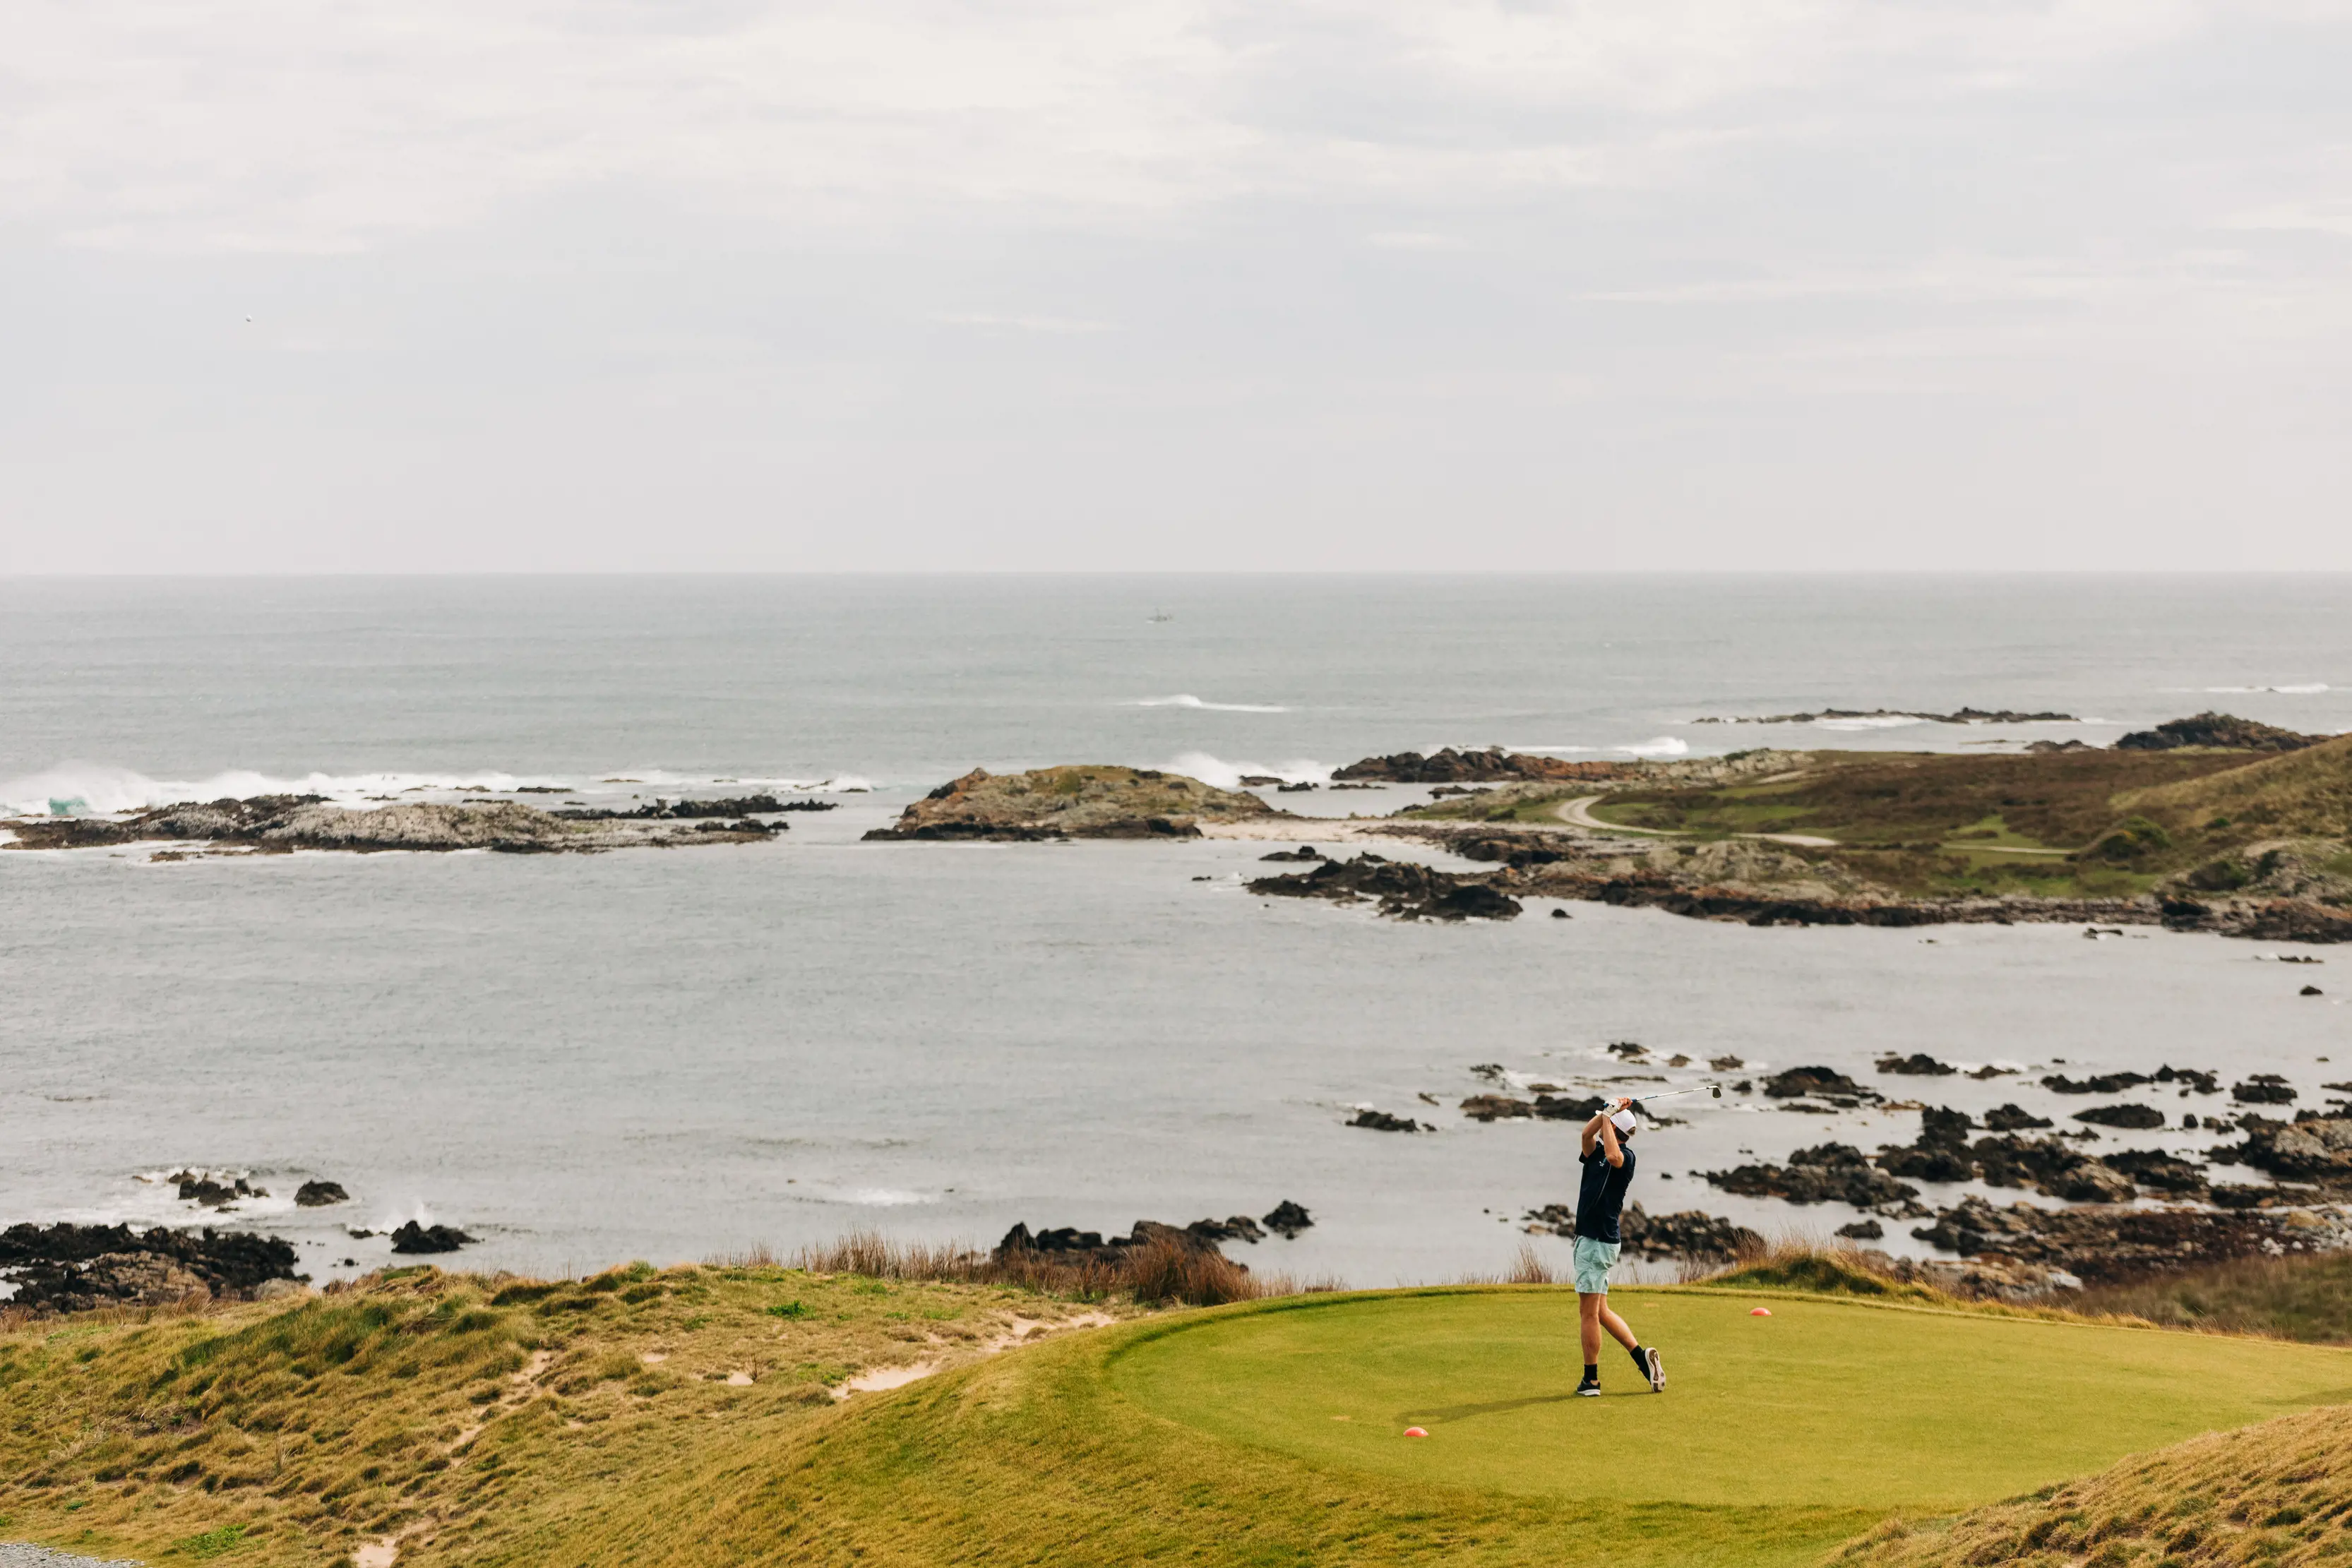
[{"left": 1610, "top": 1108, "right": 1639, "bottom": 1134}]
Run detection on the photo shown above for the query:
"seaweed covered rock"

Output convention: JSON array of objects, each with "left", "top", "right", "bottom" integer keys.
[
  {"left": 1761, "top": 1066, "right": 1881, "bottom": 1106},
  {"left": 1260, "top": 1200, "right": 1314, "bottom": 1239},
  {"left": 1700, "top": 1152, "right": 1918, "bottom": 1209},
  {"left": 1521, "top": 1201, "right": 1760, "bottom": 1261},
  {"left": 1347, "top": 1108, "right": 1431, "bottom": 1132},
  {"left": 1249, "top": 853, "right": 1522, "bottom": 921}
]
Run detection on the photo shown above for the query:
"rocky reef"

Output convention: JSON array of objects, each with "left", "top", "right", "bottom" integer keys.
[
  {"left": 0, "top": 1222, "right": 301, "bottom": 1315},
  {"left": 1692, "top": 707, "right": 2080, "bottom": 726},
  {"left": 866, "top": 766, "right": 1277, "bottom": 841},
  {"left": 1520, "top": 1201, "right": 1762, "bottom": 1262},
  {"left": 1246, "top": 852, "right": 1522, "bottom": 921},
  {"left": 4, "top": 796, "right": 782, "bottom": 855},
  {"left": 1332, "top": 747, "right": 1632, "bottom": 784},
  {"left": 993, "top": 1202, "right": 1313, "bottom": 1268}
]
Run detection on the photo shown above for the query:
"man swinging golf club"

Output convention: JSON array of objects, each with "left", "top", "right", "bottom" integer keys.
[{"left": 1574, "top": 1096, "right": 1665, "bottom": 1397}]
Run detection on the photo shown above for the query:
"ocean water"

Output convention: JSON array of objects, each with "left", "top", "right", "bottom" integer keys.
[{"left": 4, "top": 575, "right": 2349, "bottom": 1288}]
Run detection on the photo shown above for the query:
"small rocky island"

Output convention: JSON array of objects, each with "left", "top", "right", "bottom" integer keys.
[
  {"left": 4, "top": 794, "right": 787, "bottom": 856},
  {"left": 864, "top": 765, "right": 1279, "bottom": 841}
]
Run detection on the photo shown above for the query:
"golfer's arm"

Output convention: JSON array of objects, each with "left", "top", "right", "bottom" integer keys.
[
  {"left": 1580, "top": 1115, "right": 1601, "bottom": 1158},
  {"left": 1596, "top": 1117, "right": 1623, "bottom": 1166}
]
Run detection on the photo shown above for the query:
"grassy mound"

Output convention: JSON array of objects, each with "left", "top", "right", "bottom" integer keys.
[
  {"left": 1834, "top": 1399, "right": 2352, "bottom": 1567},
  {"left": 865, "top": 765, "right": 1277, "bottom": 839},
  {"left": 2120, "top": 732, "right": 2352, "bottom": 843}
]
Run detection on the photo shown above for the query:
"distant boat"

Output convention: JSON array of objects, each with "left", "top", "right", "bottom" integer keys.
[{"left": 1147, "top": 609, "right": 1174, "bottom": 623}]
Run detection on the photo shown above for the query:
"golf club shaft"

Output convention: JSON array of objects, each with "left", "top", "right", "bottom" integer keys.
[{"left": 1628, "top": 1083, "right": 1721, "bottom": 1103}]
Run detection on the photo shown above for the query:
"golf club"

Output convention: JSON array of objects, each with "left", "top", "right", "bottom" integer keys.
[{"left": 1624, "top": 1083, "right": 1724, "bottom": 1104}]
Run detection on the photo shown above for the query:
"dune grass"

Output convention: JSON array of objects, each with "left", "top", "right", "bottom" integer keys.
[
  {"left": 0, "top": 1259, "right": 1142, "bottom": 1566},
  {"left": 2070, "top": 1250, "right": 2352, "bottom": 1344}
]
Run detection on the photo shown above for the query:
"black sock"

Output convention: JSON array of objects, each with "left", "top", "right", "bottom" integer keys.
[
  {"left": 1628, "top": 1343, "right": 1649, "bottom": 1374},
  {"left": 1583, "top": 1363, "right": 1598, "bottom": 1383}
]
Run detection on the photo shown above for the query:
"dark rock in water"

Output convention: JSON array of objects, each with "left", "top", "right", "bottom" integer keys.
[
  {"left": 1348, "top": 1108, "right": 1431, "bottom": 1132},
  {"left": 2114, "top": 712, "right": 2319, "bottom": 753},
  {"left": 1237, "top": 775, "right": 1284, "bottom": 787},
  {"left": 1835, "top": 1219, "right": 1885, "bottom": 1240},
  {"left": 1277, "top": 782, "right": 1319, "bottom": 794},
  {"left": 2216, "top": 1116, "right": 2352, "bottom": 1183},
  {"left": 2154, "top": 1065, "right": 2221, "bottom": 1094},
  {"left": 1789, "top": 1142, "right": 1870, "bottom": 1168},
  {"left": 1259, "top": 846, "right": 1325, "bottom": 862},
  {"left": 2103, "top": 1149, "right": 2209, "bottom": 1195},
  {"left": 1969, "top": 1136, "right": 2135, "bottom": 1202},
  {"left": 1459, "top": 1094, "right": 1534, "bottom": 1122},
  {"left": 388, "top": 1220, "right": 477, "bottom": 1254},
  {"left": 1966, "top": 1064, "right": 2018, "bottom": 1079},
  {"left": 1261, "top": 1200, "right": 1313, "bottom": 1239},
  {"left": 1185, "top": 1214, "right": 1267, "bottom": 1245},
  {"left": 2024, "top": 739, "right": 2092, "bottom": 754},
  {"left": 1983, "top": 1103, "right": 2054, "bottom": 1131},
  {"left": 172, "top": 1171, "right": 268, "bottom": 1207},
  {"left": 1248, "top": 852, "right": 1522, "bottom": 921},
  {"left": 1332, "top": 747, "right": 1630, "bottom": 784},
  {"left": 294, "top": 1180, "right": 350, "bottom": 1207},
  {"left": 2042, "top": 1072, "right": 2151, "bottom": 1095},
  {"left": 1550, "top": 907, "right": 1572, "bottom": 919},
  {"left": 1700, "top": 1160, "right": 1918, "bottom": 1209},
  {"left": 1918, "top": 1107, "right": 1976, "bottom": 1147},
  {"left": 1534, "top": 1094, "right": 1605, "bottom": 1121},
  {"left": 1760, "top": 1066, "right": 1881, "bottom": 1105},
  {"left": 1876, "top": 1053, "right": 1957, "bottom": 1077},
  {"left": 2233, "top": 1075, "right": 2298, "bottom": 1105},
  {"left": 0, "top": 1221, "right": 300, "bottom": 1313},
  {"left": 2074, "top": 1103, "right": 2165, "bottom": 1130},
  {"left": 2304, "top": 985, "right": 2326, "bottom": 997},
  {"left": 556, "top": 794, "right": 790, "bottom": 820},
  {"left": 1469, "top": 1063, "right": 1508, "bottom": 1082},
  {"left": 1522, "top": 1201, "right": 1760, "bottom": 1261},
  {"left": 1876, "top": 1144, "right": 1979, "bottom": 1183}
]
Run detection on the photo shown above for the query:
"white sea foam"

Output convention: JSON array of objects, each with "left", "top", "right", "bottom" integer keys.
[
  {"left": 1, "top": 762, "right": 871, "bottom": 818},
  {"left": 1815, "top": 715, "right": 1928, "bottom": 731},
  {"left": 1135, "top": 694, "right": 1289, "bottom": 713},
  {"left": 1164, "top": 751, "right": 1331, "bottom": 789},
  {"left": 1615, "top": 736, "right": 1690, "bottom": 758}
]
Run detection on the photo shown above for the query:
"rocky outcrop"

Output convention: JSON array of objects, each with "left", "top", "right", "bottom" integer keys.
[
  {"left": 2116, "top": 712, "right": 2320, "bottom": 752},
  {"left": 865, "top": 766, "right": 1276, "bottom": 842},
  {"left": 294, "top": 1180, "right": 350, "bottom": 1207},
  {"left": 1693, "top": 707, "right": 2079, "bottom": 726},
  {"left": 3, "top": 795, "right": 779, "bottom": 855},
  {"left": 1876, "top": 1053, "right": 1957, "bottom": 1077},
  {"left": 1260, "top": 1200, "right": 1313, "bottom": 1239},
  {"left": 0, "top": 1221, "right": 299, "bottom": 1314},
  {"left": 2073, "top": 1103, "right": 2165, "bottom": 1130},
  {"left": 1911, "top": 1195, "right": 2338, "bottom": 1285},
  {"left": 1248, "top": 854, "right": 1522, "bottom": 921},
  {"left": 1347, "top": 1108, "right": 1431, "bottom": 1132},
  {"left": 1333, "top": 748, "right": 1631, "bottom": 784},
  {"left": 1762, "top": 1066, "right": 1881, "bottom": 1105},
  {"left": 1521, "top": 1201, "right": 1761, "bottom": 1261},
  {"left": 554, "top": 794, "right": 795, "bottom": 820},
  {"left": 1702, "top": 1145, "right": 1920, "bottom": 1209},
  {"left": 2233, "top": 1074, "right": 2299, "bottom": 1105},
  {"left": 389, "top": 1221, "right": 477, "bottom": 1254},
  {"left": 2217, "top": 1116, "right": 2352, "bottom": 1185}
]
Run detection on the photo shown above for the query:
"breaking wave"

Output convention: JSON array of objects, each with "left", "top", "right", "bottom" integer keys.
[
  {"left": 1134, "top": 694, "right": 1290, "bottom": 713},
  {"left": 1615, "top": 737, "right": 1690, "bottom": 758},
  {"left": 0, "top": 762, "right": 871, "bottom": 818},
  {"left": 1815, "top": 714, "right": 1928, "bottom": 731},
  {"left": 1164, "top": 751, "right": 1331, "bottom": 789},
  {"left": 2202, "top": 683, "right": 2329, "bottom": 695}
]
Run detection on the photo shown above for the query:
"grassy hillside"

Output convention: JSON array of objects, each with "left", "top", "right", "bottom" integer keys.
[
  {"left": 2120, "top": 731, "right": 2352, "bottom": 841},
  {"left": 12, "top": 1264, "right": 2352, "bottom": 1567},
  {"left": 1835, "top": 1399, "right": 2352, "bottom": 1568},
  {"left": 0, "top": 1262, "right": 1135, "bottom": 1567}
]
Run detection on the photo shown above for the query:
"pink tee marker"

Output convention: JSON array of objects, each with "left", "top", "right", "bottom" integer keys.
[
  {"left": 1404, "top": 1427, "right": 1429, "bottom": 1437},
  {"left": 1750, "top": 1307, "right": 1773, "bottom": 1317}
]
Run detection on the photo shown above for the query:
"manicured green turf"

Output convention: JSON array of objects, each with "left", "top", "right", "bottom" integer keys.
[{"left": 1111, "top": 1288, "right": 2352, "bottom": 1512}]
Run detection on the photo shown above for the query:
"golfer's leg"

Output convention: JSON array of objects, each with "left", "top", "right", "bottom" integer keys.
[
  {"left": 1578, "top": 1293, "right": 1603, "bottom": 1363},
  {"left": 1597, "top": 1303, "right": 1640, "bottom": 1353}
]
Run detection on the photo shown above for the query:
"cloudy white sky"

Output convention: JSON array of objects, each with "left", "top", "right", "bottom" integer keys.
[{"left": 5, "top": 1, "right": 2351, "bottom": 570}]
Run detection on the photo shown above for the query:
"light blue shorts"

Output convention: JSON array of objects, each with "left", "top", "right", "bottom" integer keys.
[{"left": 1572, "top": 1235, "right": 1620, "bottom": 1295}]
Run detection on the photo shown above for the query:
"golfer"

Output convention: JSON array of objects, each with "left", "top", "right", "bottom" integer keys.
[{"left": 1573, "top": 1097, "right": 1665, "bottom": 1396}]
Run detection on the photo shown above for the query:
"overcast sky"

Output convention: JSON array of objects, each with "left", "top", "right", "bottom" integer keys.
[{"left": 6, "top": 1, "right": 2351, "bottom": 571}]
